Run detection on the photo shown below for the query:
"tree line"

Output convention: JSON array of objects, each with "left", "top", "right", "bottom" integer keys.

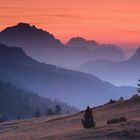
[{"left": 0, "top": 81, "right": 78, "bottom": 122}]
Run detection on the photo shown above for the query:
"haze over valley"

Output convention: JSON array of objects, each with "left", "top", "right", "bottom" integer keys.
[{"left": 0, "top": 1, "right": 140, "bottom": 139}]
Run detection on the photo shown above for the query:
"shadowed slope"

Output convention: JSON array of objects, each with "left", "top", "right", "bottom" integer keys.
[{"left": 0, "top": 43, "right": 134, "bottom": 108}]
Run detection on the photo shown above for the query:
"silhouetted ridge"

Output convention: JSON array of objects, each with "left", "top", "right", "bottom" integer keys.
[
  {"left": 0, "top": 43, "right": 134, "bottom": 108},
  {"left": 66, "top": 37, "right": 98, "bottom": 48},
  {"left": 2, "top": 22, "right": 44, "bottom": 33},
  {"left": 0, "top": 43, "right": 26, "bottom": 59},
  {"left": 128, "top": 47, "right": 140, "bottom": 62},
  {"left": 0, "top": 22, "right": 63, "bottom": 47},
  {"left": 0, "top": 43, "right": 38, "bottom": 65},
  {"left": 16, "top": 22, "right": 35, "bottom": 29},
  {"left": 0, "top": 23, "right": 125, "bottom": 66},
  {"left": 79, "top": 45, "right": 140, "bottom": 86}
]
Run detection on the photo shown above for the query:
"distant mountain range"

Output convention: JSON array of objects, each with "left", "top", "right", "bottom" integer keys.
[
  {"left": 79, "top": 47, "right": 140, "bottom": 86},
  {"left": 0, "top": 23, "right": 125, "bottom": 67},
  {"left": 66, "top": 37, "right": 98, "bottom": 48},
  {"left": 0, "top": 43, "right": 134, "bottom": 108}
]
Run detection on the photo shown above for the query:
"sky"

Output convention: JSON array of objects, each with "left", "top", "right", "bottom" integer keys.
[{"left": 0, "top": 0, "right": 140, "bottom": 47}]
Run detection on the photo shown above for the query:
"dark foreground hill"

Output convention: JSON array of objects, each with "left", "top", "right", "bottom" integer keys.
[
  {"left": 1, "top": 95, "right": 140, "bottom": 140},
  {"left": 0, "top": 43, "right": 134, "bottom": 108}
]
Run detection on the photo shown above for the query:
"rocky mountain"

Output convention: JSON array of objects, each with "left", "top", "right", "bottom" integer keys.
[
  {"left": 0, "top": 43, "right": 134, "bottom": 108},
  {"left": 0, "top": 23, "right": 63, "bottom": 49},
  {"left": 66, "top": 37, "right": 124, "bottom": 61},
  {"left": 0, "top": 23, "right": 125, "bottom": 67}
]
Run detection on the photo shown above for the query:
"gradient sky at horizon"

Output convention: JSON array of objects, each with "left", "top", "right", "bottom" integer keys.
[{"left": 0, "top": 0, "right": 140, "bottom": 47}]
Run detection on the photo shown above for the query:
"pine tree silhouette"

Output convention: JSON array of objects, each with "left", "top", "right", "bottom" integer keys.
[
  {"left": 34, "top": 110, "right": 40, "bottom": 118},
  {"left": 46, "top": 108, "right": 54, "bottom": 115},
  {"left": 82, "top": 106, "right": 95, "bottom": 128},
  {"left": 55, "top": 105, "right": 61, "bottom": 114},
  {"left": 137, "top": 79, "right": 140, "bottom": 93}
]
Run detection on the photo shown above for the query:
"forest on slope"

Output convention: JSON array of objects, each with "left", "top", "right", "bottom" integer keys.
[{"left": 0, "top": 81, "right": 77, "bottom": 121}]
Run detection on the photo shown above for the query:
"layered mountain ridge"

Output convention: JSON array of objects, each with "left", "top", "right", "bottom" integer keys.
[
  {"left": 0, "top": 43, "right": 134, "bottom": 108},
  {"left": 79, "top": 47, "right": 140, "bottom": 86},
  {"left": 0, "top": 23, "right": 125, "bottom": 67}
]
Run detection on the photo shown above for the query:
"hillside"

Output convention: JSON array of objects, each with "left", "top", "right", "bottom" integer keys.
[
  {"left": 0, "top": 81, "right": 77, "bottom": 121},
  {"left": 1, "top": 95, "right": 140, "bottom": 140},
  {"left": 0, "top": 43, "right": 135, "bottom": 108}
]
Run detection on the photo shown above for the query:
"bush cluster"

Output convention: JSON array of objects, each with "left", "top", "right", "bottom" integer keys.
[{"left": 107, "top": 117, "right": 127, "bottom": 124}]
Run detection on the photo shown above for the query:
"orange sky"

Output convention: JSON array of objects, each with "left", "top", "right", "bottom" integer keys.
[{"left": 0, "top": 0, "right": 140, "bottom": 47}]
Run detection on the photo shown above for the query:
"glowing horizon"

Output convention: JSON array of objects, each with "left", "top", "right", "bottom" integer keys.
[{"left": 0, "top": 0, "right": 140, "bottom": 47}]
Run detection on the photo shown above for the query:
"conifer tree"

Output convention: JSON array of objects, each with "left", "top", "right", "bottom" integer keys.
[
  {"left": 137, "top": 79, "right": 140, "bottom": 93},
  {"left": 46, "top": 108, "right": 54, "bottom": 115},
  {"left": 82, "top": 106, "right": 95, "bottom": 128},
  {"left": 34, "top": 110, "right": 40, "bottom": 117},
  {"left": 55, "top": 105, "right": 61, "bottom": 114}
]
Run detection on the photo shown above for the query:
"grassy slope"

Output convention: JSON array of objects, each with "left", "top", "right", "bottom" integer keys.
[{"left": 1, "top": 96, "right": 140, "bottom": 140}]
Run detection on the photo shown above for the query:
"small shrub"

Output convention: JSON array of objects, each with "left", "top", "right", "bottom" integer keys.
[
  {"left": 0, "top": 118, "right": 4, "bottom": 123},
  {"left": 131, "top": 94, "right": 139, "bottom": 99},
  {"left": 119, "top": 97, "right": 124, "bottom": 101},
  {"left": 46, "top": 108, "right": 54, "bottom": 115},
  {"left": 107, "top": 117, "right": 127, "bottom": 124},
  {"left": 55, "top": 105, "right": 61, "bottom": 115},
  {"left": 119, "top": 117, "right": 127, "bottom": 122},
  {"left": 107, "top": 99, "right": 116, "bottom": 104},
  {"left": 34, "top": 110, "right": 40, "bottom": 118}
]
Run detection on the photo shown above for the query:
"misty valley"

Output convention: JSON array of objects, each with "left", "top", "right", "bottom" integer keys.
[{"left": 0, "top": 23, "right": 140, "bottom": 140}]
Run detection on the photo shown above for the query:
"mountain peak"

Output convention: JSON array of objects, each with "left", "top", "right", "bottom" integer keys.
[
  {"left": 135, "top": 46, "right": 140, "bottom": 54},
  {"left": 15, "top": 22, "right": 35, "bottom": 29},
  {"left": 129, "top": 46, "right": 140, "bottom": 61},
  {"left": 16, "top": 23, "right": 42, "bottom": 31},
  {"left": 66, "top": 37, "right": 98, "bottom": 48},
  {"left": 1, "top": 22, "right": 43, "bottom": 33},
  {"left": 0, "top": 23, "right": 63, "bottom": 50},
  {"left": 69, "top": 37, "right": 86, "bottom": 42},
  {"left": 17, "top": 22, "right": 30, "bottom": 27}
]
